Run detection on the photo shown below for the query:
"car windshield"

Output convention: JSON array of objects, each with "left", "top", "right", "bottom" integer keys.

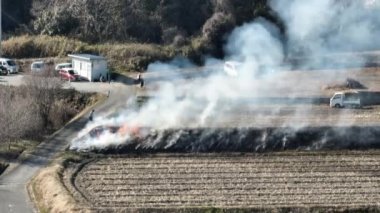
[
  {"left": 7, "top": 60, "right": 16, "bottom": 66},
  {"left": 59, "top": 64, "right": 72, "bottom": 69},
  {"left": 68, "top": 70, "right": 78, "bottom": 75},
  {"left": 33, "top": 63, "right": 44, "bottom": 68}
]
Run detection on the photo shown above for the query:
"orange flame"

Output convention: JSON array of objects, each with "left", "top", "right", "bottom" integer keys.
[{"left": 118, "top": 123, "right": 141, "bottom": 137}]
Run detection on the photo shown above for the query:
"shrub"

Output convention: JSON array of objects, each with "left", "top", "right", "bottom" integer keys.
[
  {"left": 0, "top": 86, "right": 42, "bottom": 144},
  {"left": 2, "top": 35, "right": 86, "bottom": 58},
  {"left": 2, "top": 35, "right": 208, "bottom": 72}
]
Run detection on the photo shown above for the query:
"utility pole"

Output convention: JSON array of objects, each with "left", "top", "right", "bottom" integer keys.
[{"left": 0, "top": 0, "right": 2, "bottom": 57}]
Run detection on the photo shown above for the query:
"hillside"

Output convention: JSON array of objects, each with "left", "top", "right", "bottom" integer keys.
[
  {"left": 2, "top": 0, "right": 380, "bottom": 72},
  {"left": 4, "top": 0, "right": 274, "bottom": 55}
]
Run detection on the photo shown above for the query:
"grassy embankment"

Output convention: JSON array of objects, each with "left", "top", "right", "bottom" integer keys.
[
  {"left": 28, "top": 152, "right": 89, "bottom": 213},
  {"left": 2, "top": 35, "right": 207, "bottom": 73}
]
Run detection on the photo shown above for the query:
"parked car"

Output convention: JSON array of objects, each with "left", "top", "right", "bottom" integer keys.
[
  {"left": 59, "top": 68, "right": 80, "bottom": 81},
  {"left": 224, "top": 61, "right": 242, "bottom": 77},
  {"left": 330, "top": 91, "right": 361, "bottom": 108},
  {"left": 0, "top": 58, "right": 19, "bottom": 74},
  {"left": 0, "top": 65, "right": 8, "bottom": 75},
  {"left": 31, "top": 61, "right": 46, "bottom": 73},
  {"left": 55, "top": 63, "right": 72, "bottom": 71}
]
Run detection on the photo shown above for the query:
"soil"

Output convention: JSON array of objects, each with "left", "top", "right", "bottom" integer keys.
[{"left": 65, "top": 152, "right": 380, "bottom": 212}]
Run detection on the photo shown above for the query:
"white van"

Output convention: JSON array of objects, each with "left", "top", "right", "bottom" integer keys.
[
  {"left": 330, "top": 91, "right": 361, "bottom": 108},
  {"left": 31, "top": 61, "right": 46, "bottom": 72},
  {"left": 0, "top": 58, "right": 19, "bottom": 74}
]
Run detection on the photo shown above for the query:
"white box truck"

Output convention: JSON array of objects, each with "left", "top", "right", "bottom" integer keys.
[{"left": 330, "top": 91, "right": 361, "bottom": 108}]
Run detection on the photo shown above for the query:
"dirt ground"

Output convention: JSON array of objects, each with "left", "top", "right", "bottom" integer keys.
[
  {"left": 65, "top": 152, "right": 380, "bottom": 212},
  {"left": 137, "top": 66, "right": 380, "bottom": 128}
]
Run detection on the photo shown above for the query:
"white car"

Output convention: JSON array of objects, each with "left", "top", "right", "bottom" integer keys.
[
  {"left": 31, "top": 61, "right": 46, "bottom": 73},
  {"left": 223, "top": 61, "right": 243, "bottom": 77},
  {"left": 55, "top": 63, "right": 72, "bottom": 71},
  {"left": 0, "top": 58, "right": 19, "bottom": 74}
]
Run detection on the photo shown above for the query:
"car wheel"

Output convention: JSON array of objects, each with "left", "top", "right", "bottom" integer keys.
[{"left": 335, "top": 104, "right": 341, "bottom": 108}]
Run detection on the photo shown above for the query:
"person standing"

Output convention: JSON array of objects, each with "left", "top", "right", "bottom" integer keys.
[
  {"left": 89, "top": 109, "right": 95, "bottom": 121},
  {"left": 137, "top": 73, "right": 144, "bottom": 88}
]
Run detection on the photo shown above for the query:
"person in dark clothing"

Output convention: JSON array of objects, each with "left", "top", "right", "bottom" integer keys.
[
  {"left": 89, "top": 109, "right": 95, "bottom": 121},
  {"left": 136, "top": 73, "right": 144, "bottom": 87},
  {"left": 140, "top": 78, "right": 144, "bottom": 88}
]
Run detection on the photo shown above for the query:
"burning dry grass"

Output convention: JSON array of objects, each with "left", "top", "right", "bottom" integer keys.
[
  {"left": 96, "top": 126, "right": 380, "bottom": 154},
  {"left": 65, "top": 152, "right": 380, "bottom": 212}
]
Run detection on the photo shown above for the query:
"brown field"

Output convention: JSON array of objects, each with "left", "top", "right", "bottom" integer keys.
[{"left": 65, "top": 152, "right": 380, "bottom": 212}]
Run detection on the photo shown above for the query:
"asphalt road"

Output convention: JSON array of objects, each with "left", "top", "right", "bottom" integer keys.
[{"left": 0, "top": 74, "right": 136, "bottom": 212}]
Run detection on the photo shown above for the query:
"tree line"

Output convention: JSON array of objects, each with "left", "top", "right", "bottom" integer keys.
[{"left": 3, "top": 0, "right": 279, "bottom": 50}]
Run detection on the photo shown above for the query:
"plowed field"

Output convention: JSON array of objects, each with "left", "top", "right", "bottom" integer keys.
[{"left": 68, "top": 152, "right": 380, "bottom": 212}]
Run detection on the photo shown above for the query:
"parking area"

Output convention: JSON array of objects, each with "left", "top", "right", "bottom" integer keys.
[{"left": 0, "top": 74, "right": 128, "bottom": 96}]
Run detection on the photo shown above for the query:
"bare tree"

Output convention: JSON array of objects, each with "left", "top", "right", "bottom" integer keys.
[
  {"left": 0, "top": 86, "right": 42, "bottom": 148},
  {"left": 22, "top": 75, "right": 63, "bottom": 128}
]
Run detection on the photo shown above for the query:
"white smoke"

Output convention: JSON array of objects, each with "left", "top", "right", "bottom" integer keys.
[
  {"left": 70, "top": 0, "right": 380, "bottom": 150},
  {"left": 270, "top": 0, "right": 380, "bottom": 56}
]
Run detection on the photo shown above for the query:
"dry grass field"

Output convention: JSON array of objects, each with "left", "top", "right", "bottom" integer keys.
[{"left": 64, "top": 152, "right": 380, "bottom": 212}]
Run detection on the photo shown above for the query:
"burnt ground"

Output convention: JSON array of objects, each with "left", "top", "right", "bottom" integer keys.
[{"left": 99, "top": 126, "right": 380, "bottom": 153}]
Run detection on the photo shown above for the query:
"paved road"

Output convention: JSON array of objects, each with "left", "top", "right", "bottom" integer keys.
[{"left": 0, "top": 74, "right": 137, "bottom": 212}]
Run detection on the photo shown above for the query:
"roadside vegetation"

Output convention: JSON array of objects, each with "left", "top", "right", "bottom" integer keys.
[
  {"left": 0, "top": 75, "right": 98, "bottom": 174},
  {"left": 2, "top": 35, "right": 208, "bottom": 73}
]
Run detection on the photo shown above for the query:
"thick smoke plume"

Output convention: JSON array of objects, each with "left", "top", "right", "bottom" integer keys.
[{"left": 70, "top": 0, "right": 380, "bottom": 151}]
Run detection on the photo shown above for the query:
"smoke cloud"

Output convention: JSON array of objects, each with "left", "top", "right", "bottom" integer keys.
[
  {"left": 70, "top": 0, "right": 380, "bottom": 151},
  {"left": 271, "top": 0, "right": 380, "bottom": 68}
]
